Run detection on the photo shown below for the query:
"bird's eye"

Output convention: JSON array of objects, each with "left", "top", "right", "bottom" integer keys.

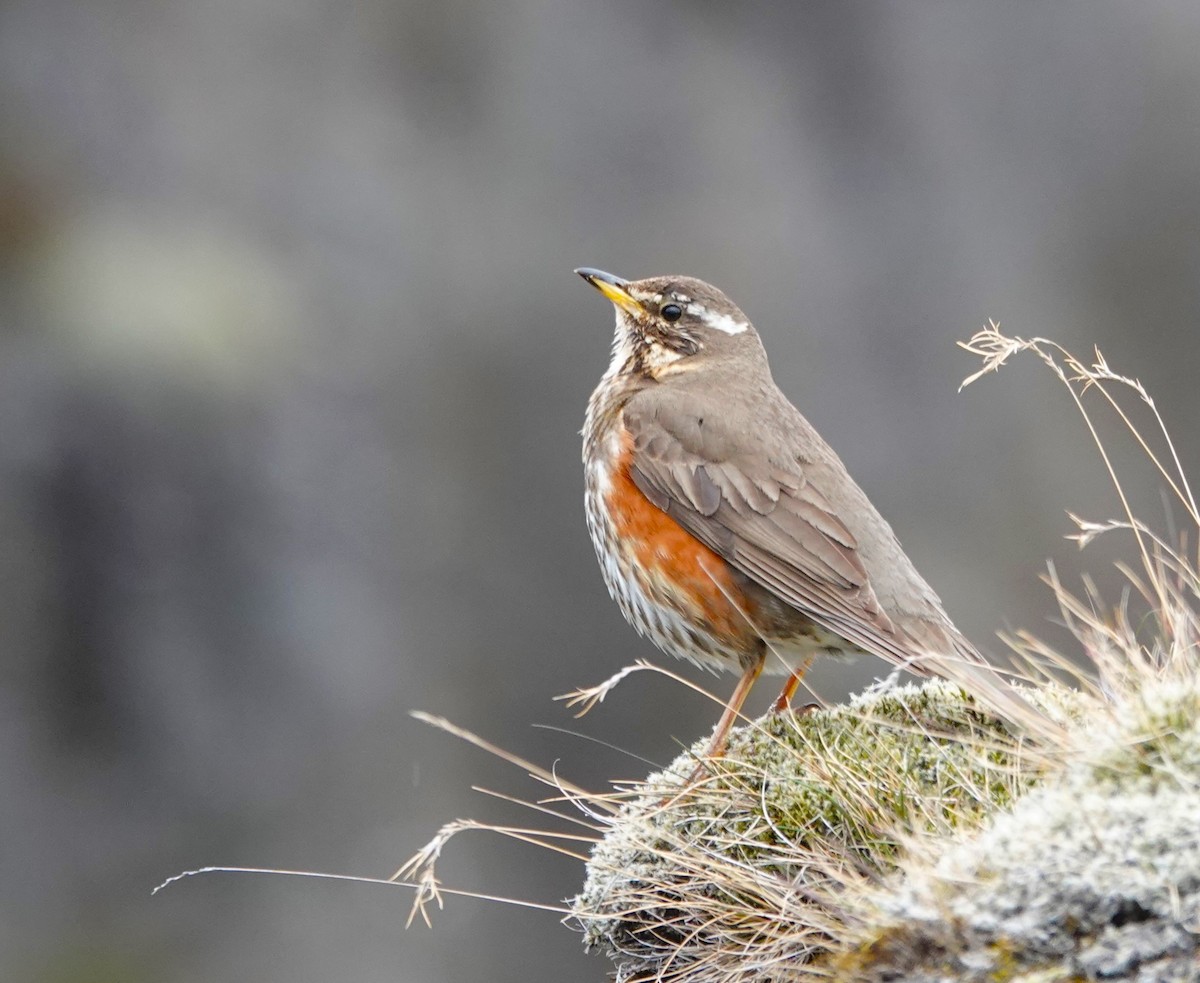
[{"left": 661, "top": 303, "right": 683, "bottom": 322}]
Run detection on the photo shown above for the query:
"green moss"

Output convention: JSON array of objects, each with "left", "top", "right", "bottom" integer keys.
[
  {"left": 655, "top": 681, "right": 1035, "bottom": 873},
  {"left": 573, "top": 680, "right": 1051, "bottom": 979},
  {"left": 1088, "top": 680, "right": 1200, "bottom": 788}
]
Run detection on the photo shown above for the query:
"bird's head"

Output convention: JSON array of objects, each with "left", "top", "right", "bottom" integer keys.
[{"left": 575, "top": 268, "right": 766, "bottom": 381}]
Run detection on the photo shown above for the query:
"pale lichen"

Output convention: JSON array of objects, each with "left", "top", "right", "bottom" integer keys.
[{"left": 845, "top": 679, "right": 1200, "bottom": 983}]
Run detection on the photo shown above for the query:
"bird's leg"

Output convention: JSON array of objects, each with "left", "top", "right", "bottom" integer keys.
[
  {"left": 677, "top": 655, "right": 764, "bottom": 795},
  {"left": 771, "top": 655, "right": 814, "bottom": 712},
  {"left": 685, "top": 652, "right": 764, "bottom": 784}
]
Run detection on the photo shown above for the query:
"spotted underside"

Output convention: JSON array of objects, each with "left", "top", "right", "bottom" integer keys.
[{"left": 584, "top": 425, "right": 853, "bottom": 676}]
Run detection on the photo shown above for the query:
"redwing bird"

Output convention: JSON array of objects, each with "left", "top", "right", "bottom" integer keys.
[{"left": 577, "top": 267, "right": 1026, "bottom": 761}]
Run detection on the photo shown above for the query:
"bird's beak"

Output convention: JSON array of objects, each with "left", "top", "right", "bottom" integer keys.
[{"left": 575, "top": 267, "right": 641, "bottom": 317}]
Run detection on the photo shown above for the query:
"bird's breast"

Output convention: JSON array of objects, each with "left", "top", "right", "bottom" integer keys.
[{"left": 583, "top": 421, "right": 762, "bottom": 670}]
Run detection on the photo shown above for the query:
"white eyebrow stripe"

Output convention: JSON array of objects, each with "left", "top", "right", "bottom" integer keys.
[{"left": 687, "top": 303, "right": 748, "bottom": 335}]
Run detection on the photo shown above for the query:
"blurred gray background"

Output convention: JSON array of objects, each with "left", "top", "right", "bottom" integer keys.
[{"left": 2, "top": 2, "right": 1199, "bottom": 981}]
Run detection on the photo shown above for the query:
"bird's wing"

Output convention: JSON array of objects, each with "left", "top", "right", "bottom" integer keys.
[
  {"left": 622, "top": 391, "right": 929, "bottom": 670},
  {"left": 621, "top": 388, "right": 1062, "bottom": 735}
]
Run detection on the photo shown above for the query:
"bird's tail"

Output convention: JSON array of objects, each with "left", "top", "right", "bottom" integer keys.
[{"left": 918, "top": 628, "right": 1063, "bottom": 742}]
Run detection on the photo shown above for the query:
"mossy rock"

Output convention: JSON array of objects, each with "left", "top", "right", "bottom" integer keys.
[{"left": 572, "top": 680, "right": 1056, "bottom": 982}]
